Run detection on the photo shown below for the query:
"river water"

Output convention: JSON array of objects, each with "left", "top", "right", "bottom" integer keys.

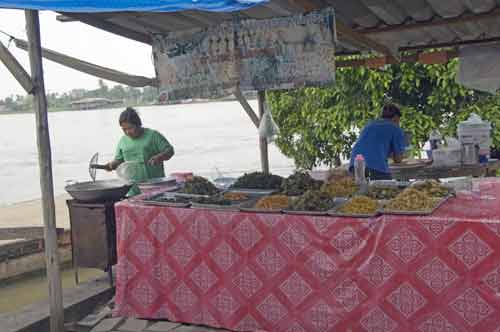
[{"left": 0, "top": 101, "right": 295, "bottom": 206}]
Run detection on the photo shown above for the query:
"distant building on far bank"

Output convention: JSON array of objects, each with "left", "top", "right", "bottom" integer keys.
[{"left": 70, "top": 97, "right": 122, "bottom": 110}]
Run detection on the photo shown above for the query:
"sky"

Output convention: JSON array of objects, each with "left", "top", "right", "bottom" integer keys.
[{"left": 0, "top": 9, "right": 155, "bottom": 99}]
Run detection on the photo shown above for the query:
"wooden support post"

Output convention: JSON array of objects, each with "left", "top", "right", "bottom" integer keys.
[
  {"left": 233, "top": 86, "right": 260, "bottom": 128},
  {"left": 0, "top": 40, "right": 34, "bottom": 94},
  {"left": 258, "top": 91, "right": 270, "bottom": 174},
  {"left": 25, "top": 10, "right": 64, "bottom": 332}
]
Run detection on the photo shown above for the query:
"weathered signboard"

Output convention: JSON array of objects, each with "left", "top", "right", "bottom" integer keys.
[{"left": 153, "top": 8, "right": 336, "bottom": 102}]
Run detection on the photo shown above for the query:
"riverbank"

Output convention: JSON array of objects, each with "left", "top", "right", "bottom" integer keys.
[{"left": 1, "top": 194, "right": 71, "bottom": 229}]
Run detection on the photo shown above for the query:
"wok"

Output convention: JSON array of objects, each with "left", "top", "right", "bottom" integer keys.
[{"left": 65, "top": 179, "right": 132, "bottom": 202}]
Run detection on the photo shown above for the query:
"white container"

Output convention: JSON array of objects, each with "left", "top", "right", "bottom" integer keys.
[
  {"left": 457, "top": 113, "right": 491, "bottom": 153},
  {"left": 432, "top": 148, "right": 462, "bottom": 167}
]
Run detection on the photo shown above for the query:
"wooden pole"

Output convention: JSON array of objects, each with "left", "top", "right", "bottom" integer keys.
[
  {"left": 0, "top": 40, "right": 34, "bottom": 94},
  {"left": 25, "top": 10, "right": 64, "bottom": 332},
  {"left": 257, "top": 91, "right": 269, "bottom": 174},
  {"left": 233, "top": 86, "right": 260, "bottom": 128}
]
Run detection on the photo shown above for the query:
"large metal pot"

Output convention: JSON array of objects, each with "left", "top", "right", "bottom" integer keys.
[{"left": 65, "top": 179, "right": 132, "bottom": 202}]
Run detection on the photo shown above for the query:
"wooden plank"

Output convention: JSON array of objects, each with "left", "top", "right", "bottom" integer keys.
[
  {"left": 0, "top": 40, "right": 34, "bottom": 94},
  {"left": 399, "top": 35, "right": 500, "bottom": 52},
  {"left": 336, "top": 50, "right": 458, "bottom": 68},
  {"left": 14, "top": 38, "right": 156, "bottom": 87},
  {"left": 336, "top": 21, "right": 396, "bottom": 58},
  {"left": 25, "top": 10, "right": 64, "bottom": 332},
  {"left": 258, "top": 91, "right": 270, "bottom": 174},
  {"left": 233, "top": 86, "right": 260, "bottom": 128},
  {"left": 63, "top": 13, "right": 152, "bottom": 45}
]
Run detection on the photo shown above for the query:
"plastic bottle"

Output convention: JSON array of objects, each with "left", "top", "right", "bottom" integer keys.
[{"left": 354, "top": 154, "right": 367, "bottom": 184}]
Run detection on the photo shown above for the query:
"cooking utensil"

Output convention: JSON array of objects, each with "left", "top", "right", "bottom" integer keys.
[
  {"left": 89, "top": 159, "right": 145, "bottom": 182},
  {"left": 89, "top": 152, "right": 99, "bottom": 181},
  {"left": 65, "top": 179, "right": 132, "bottom": 202},
  {"left": 116, "top": 161, "right": 145, "bottom": 181}
]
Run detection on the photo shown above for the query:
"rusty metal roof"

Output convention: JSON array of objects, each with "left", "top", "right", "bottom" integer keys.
[{"left": 57, "top": 0, "right": 500, "bottom": 56}]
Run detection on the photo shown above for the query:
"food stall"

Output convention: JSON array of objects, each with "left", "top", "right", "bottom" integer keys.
[
  {"left": 113, "top": 173, "right": 500, "bottom": 331},
  {"left": 2, "top": 0, "right": 500, "bottom": 331}
]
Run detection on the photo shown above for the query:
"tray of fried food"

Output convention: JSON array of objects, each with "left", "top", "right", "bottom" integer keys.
[
  {"left": 283, "top": 190, "right": 336, "bottom": 216},
  {"left": 410, "top": 179, "right": 455, "bottom": 198},
  {"left": 179, "top": 175, "right": 221, "bottom": 196},
  {"left": 329, "top": 195, "right": 381, "bottom": 218},
  {"left": 240, "top": 194, "right": 289, "bottom": 213},
  {"left": 321, "top": 176, "right": 359, "bottom": 198},
  {"left": 223, "top": 188, "right": 277, "bottom": 200},
  {"left": 382, "top": 187, "right": 448, "bottom": 215},
  {"left": 280, "top": 171, "right": 323, "bottom": 196},
  {"left": 190, "top": 193, "right": 243, "bottom": 211},
  {"left": 141, "top": 192, "right": 193, "bottom": 207},
  {"left": 367, "top": 186, "right": 403, "bottom": 200}
]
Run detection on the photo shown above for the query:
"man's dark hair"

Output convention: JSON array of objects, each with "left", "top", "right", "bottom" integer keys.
[
  {"left": 119, "top": 107, "right": 142, "bottom": 127},
  {"left": 381, "top": 103, "right": 402, "bottom": 119}
]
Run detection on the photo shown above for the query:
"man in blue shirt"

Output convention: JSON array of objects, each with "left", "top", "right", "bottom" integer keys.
[{"left": 349, "top": 104, "right": 406, "bottom": 180}]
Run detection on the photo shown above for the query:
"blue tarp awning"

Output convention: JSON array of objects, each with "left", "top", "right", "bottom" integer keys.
[{"left": 0, "top": 0, "right": 266, "bottom": 12}]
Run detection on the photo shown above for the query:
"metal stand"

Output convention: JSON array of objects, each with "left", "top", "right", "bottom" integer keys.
[{"left": 67, "top": 200, "right": 117, "bottom": 287}]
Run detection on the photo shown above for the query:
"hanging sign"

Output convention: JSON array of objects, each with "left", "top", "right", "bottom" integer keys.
[{"left": 153, "top": 8, "right": 336, "bottom": 102}]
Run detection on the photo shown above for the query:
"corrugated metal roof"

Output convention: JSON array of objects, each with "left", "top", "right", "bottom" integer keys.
[{"left": 56, "top": 0, "right": 500, "bottom": 56}]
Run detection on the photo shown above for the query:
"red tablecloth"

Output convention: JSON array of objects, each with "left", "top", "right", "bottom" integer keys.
[{"left": 114, "top": 179, "right": 500, "bottom": 332}]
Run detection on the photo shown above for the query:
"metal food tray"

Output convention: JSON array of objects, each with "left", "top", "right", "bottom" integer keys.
[
  {"left": 328, "top": 210, "right": 380, "bottom": 218},
  {"left": 239, "top": 199, "right": 284, "bottom": 214},
  {"left": 222, "top": 189, "right": 271, "bottom": 201},
  {"left": 141, "top": 200, "right": 191, "bottom": 208},
  {"left": 282, "top": 209, "right": 329, "bottom": 216},
  {"left": 190, "top": 201, "right": 243, "bottom": 211},
  {"left": 369, "top": 180, "right": 410, "bottom": 188},
  {"left": 381, "top": 195, "right": 451, "bottom": 216},
  {"left": 239, "top": 207, "right": 283, "bottom": 214},
  {"left": 228, "top": 188, "right": 279, "bottom": 196},
  {"left": 328, "top": 199, "right": 381, "bottom": 218},
  {"left": 140, "top": 192, "right": 204, "bottom": 207}
]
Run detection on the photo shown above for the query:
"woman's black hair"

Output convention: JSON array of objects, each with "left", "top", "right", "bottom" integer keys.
[
  {"left": 381, "top": 103, "right": 402, "bottom": 119},
  {"left": 119, "top": 107, "right": 142, "bottom": 127}
]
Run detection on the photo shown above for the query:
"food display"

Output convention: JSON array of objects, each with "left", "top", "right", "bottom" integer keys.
[
  {"left": 142, "top": 193, "right": 191, "bottom": 207},
  {"left": 223, "top": 192, "right": 249, "bottom": 201},
  {"left": 288, "top": 190, "right": 335, "bottom": 212},
  {"left": 337, "top": 196, "right": 378, "bottom": 215},
  {"left": 254, "top": 195, "right": 290, "bottom": 210},
  {"left": 321, "top": 177, "right": 358, "bottom": 198},
  {"left": 384, "top": 188, "right": 437, "bottom": 211},
  {"left": 190, "top": 195, "right": 232, "bottom": 206},
  {"left": 281, "top": 171, "right": 322, "bottom": 196},
  {"left": 231, "top": 172, "right": 283, "bottom": 190},
  {"left": 412, "top": 180, "right": 452, "bottom": 198},
  {"left": 367, "top": 186, "right": 402, "bottom": 200},
  {"left": 180, "top": 176, "right": 220, "bottom": 196}
]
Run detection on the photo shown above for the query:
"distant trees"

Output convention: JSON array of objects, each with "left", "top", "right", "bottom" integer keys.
[{"left": 0, "top": 80, "right": 160, "bottom": 112}]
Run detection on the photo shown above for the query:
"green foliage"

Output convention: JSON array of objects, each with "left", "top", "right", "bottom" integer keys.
[{"left": 268, "top": 57, "right": 500, "bottom": 169}]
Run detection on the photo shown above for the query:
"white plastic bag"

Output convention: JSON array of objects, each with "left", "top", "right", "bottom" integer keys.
[{"left": 258, "top": 101, "right": 280, "bottom": 143}]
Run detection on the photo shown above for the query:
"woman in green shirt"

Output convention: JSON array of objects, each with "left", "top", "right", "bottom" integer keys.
[{"left": 105, "top": 107, "right": 174, "bottom": 195}]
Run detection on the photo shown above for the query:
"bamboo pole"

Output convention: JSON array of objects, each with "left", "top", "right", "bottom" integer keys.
[
  {"left": 25, "top": 10, "right": 64, "bottom": 332},
  {"left": 257, "top": 91, "right": 269, "bottom": 174},
  {"left": 0, "top": 40, "right": 34, "bottom": 93}
]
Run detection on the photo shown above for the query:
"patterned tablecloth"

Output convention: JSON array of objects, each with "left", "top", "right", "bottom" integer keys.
[{"left": 114, "top": 179, "right": 500, "bottom": 332}]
